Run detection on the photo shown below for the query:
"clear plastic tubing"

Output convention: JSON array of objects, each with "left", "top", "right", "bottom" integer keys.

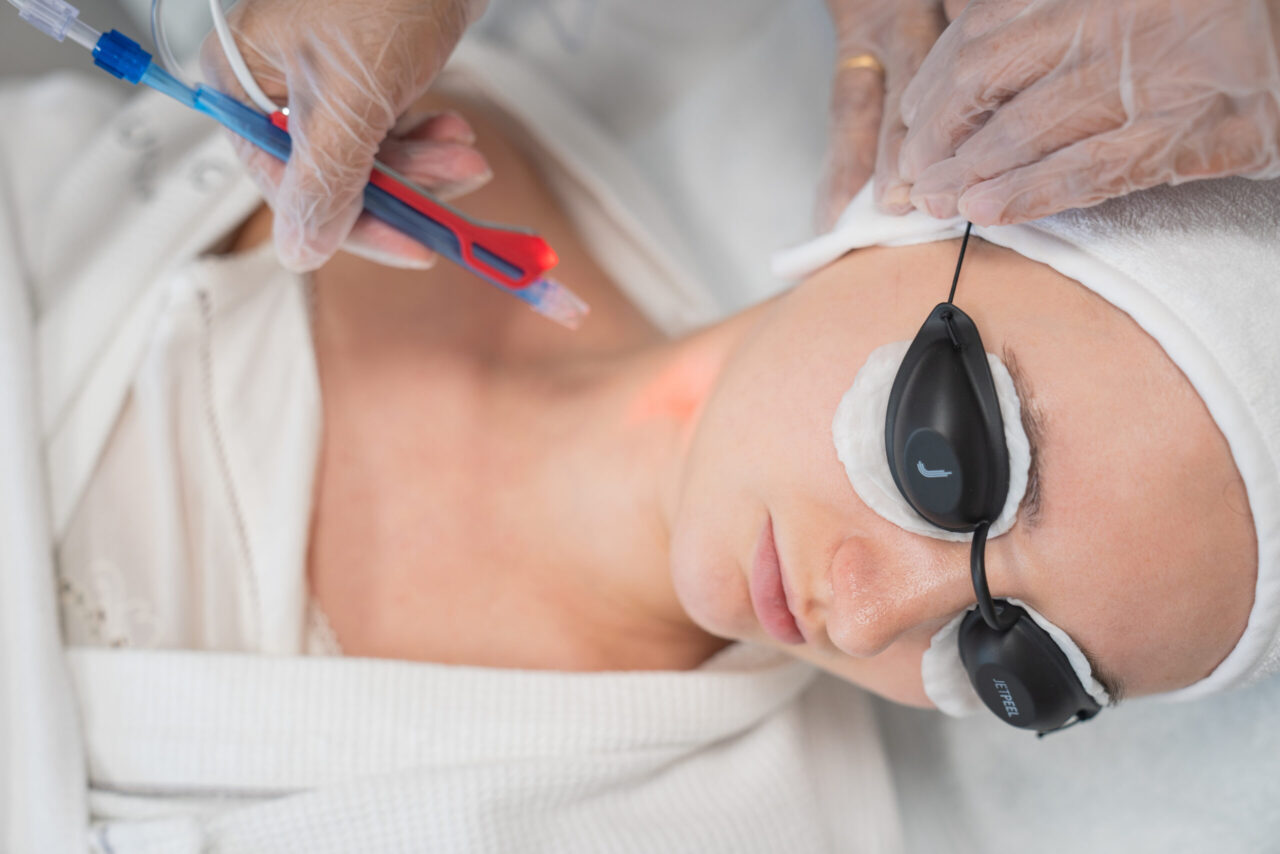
[{"left": 7, "top": 0, "right": 99, "bottom": 48}]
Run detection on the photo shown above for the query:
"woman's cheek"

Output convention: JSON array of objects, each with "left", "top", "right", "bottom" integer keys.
[{"left": 669, "top": 527, "right": 756, "bottom": 640}]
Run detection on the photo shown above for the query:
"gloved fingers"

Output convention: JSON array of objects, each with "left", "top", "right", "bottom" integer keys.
[
  {"left": 953, "top": 87, "right": 1280, "bottom": 225},
  {"left": 908, "top": 58, "right": 1128, "bottom": 217},
  {"left": 894, "top": 0, "right": 1280, "bottom": 222},
  {"left": 394, "top": 109, "right": 477, "bottom": 145},
  {"left": 899, "top": 0, "right": 1028, "bottom": 126},
  {"left": 899, "top": 0, "right": 1037, "bottom": 127},
  {"left": 196, "top": 0, "right": 492, "bottom": 272},
  {"left": 199, "top": 9, "right": 394, "bottom": 272},
  {"left": 223, "top": 131, "right": 287, "bottom": 204},
  {"left": 337, "top": 149, "right": 481, "bottom": 272},
  {"left": 271, "top": 65, "right": 401, "bottom": 272},
  {"left": 197, "top": 0, "right": 288, "bottom": 107},
  {"left": 227, "top": 103, "right": 493, "bottom": 271},
  {"left": 898, "top": 0, "right": 1064, "bottom": 183},
  {"left": 331, "top": 111, "right": 493, "bottom": 269},
  {"left": 954, "top": 126, "right": 1174, "bottom": 224},
  {"left": 199, "top": 8, "right": 292, "bottom": 205},
  {"left": 955, "top": 151, "right": 1103, "bottom": 225},
  {"left": 221, "top": 104, "right": 470, "bottom": 273},
  {"left": 373, "top": 118, "right": 494, "bottom": 202},
  {"left": 817, "top": 59, "right": 885, "bottom": 230},
  {"left": 1186, "top": 109, "right": 1280, "bottom": 180},
  {"left": 209, "top": 2, "right": 479, "bottom": 272},
  {"left": 819, "top": 0, "right": 896, "bottom": 228},
  {"left": 339, "top": 216, "right": 440, "bottom": 270},
  {"left": 871, "top": 94, "right": 913, "bottom": 214},
  {"left": 873, "top": 3, "right": 949, "bottom": 214},
  {"left": 335, "top": 145, "right": 491, "bottom": 270}
]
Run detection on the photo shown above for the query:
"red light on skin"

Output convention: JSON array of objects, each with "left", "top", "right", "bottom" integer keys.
[
  {"left": 269, "top": 111, "right": 558, "bottom": 290},
  {"left": 624, "top": 342, "right": 726, "bottom": 445}
]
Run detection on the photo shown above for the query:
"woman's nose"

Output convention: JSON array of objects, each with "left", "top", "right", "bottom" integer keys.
[{"left": 824, "top": 532, "right": 976, "bottom": 657}]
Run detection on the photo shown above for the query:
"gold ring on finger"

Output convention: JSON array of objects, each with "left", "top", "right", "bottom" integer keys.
[{"left": 838, "top": 53, "right": 885, "bottom": 76}]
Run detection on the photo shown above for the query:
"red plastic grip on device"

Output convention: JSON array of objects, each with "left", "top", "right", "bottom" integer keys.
[{"left": 268, "top": 111, "right": 558, "bottom": 290}]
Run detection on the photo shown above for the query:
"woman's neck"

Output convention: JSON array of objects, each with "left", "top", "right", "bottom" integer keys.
[
  {"left": 278, "top": 83, "right": 775, "bottom": 669},
  {"left": 303, "top": 255, "right": 764, "bottom": 669},
  {"left": 504, "top": 309, "right": 765, "bottom": 665}
]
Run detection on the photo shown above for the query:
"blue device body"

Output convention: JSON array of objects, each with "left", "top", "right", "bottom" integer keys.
[{"left": 91, "top": 30, "right": 527, "bottom": 287}]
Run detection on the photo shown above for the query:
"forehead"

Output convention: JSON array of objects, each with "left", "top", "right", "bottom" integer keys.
[{"left": 967, "top": 255, "right": 1257, "bottom": 697}]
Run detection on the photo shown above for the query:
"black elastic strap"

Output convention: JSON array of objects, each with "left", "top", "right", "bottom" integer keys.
[
  {"left": 969, "top": 520, "right": 1015, "bottom": 631},
  {"left": 946, "top": 221, "right": 974, "bottom": 305}
]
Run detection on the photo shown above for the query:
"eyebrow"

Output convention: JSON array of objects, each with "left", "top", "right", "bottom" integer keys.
[
  {"left": 1082, "top": 648, "right": 1127, "bottom": 706},
  {"left": 1000, "top": 345, "right": 1044, "bottom": 529},
  {"left": 1000, "top": 346, "right": 1125, "bottom": 706}
]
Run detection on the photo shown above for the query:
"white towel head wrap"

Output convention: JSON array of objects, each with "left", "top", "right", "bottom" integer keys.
[{"left": 773, "top": 179, "right": 1280, "bottom": 704}]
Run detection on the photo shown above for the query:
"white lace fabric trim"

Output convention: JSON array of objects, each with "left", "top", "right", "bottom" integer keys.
[
  {"left": 57, "top": 559, "right": 160, "bottom": 649},
  {"left": 304, "top": 600, "right": 344, "bottom": 657}
]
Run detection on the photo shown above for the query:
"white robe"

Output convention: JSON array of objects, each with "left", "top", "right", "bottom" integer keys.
[{"left": 0, "top": 4, "right": 905, "bottom": 850}]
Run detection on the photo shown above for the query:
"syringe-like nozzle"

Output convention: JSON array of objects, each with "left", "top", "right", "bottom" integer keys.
[{"left": 8, "top": 0, "right": 99, "bottom": 48}]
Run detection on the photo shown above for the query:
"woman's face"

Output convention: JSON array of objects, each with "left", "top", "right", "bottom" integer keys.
[{"left": 669, "top": 238, "right": 1256, "bottom": 707}]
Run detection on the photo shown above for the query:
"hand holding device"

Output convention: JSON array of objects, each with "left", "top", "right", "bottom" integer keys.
[{"left": 200, "top": 0, "right": 492, "bottom": 271}]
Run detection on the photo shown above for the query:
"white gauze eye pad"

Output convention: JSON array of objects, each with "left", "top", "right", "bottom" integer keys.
[
  {"left": 921, "top": 601, "right": 1112, "bottom": 716},
  {"left": 831, "top": 341, "right": 1099, "bottom": 718},
  {"left": 831, "top": 340, "right": 1031, "bottom": 542}
]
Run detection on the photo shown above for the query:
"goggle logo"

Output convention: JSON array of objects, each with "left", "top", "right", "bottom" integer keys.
[
  {"left": 916, "top": 460, "right": 952, "bottom": 479},
  {"left": 992, "top": 678, "right": 1020, "bottom": 718}
]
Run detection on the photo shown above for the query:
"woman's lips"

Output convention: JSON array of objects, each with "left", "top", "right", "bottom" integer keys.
[{"left": 750, "top": 516, "right": 805, "bottom": 645}]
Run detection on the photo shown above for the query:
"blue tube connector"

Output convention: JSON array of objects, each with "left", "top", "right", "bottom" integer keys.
[{"left": 92, "top": 29, "right": 151, "bottom": 84}]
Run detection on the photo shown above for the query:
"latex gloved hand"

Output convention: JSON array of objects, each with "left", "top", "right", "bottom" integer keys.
[
  {"left": 818, "top": 0, "right": 950, "bottom": 229},
  {"left": 897, "top": 0, "right": 1280, "bottom": 225},
  {"left": 201, "top": 0, "right": 493, "bottom": 271}
]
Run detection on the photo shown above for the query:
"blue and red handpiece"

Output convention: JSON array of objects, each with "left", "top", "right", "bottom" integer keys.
[{"left": 92, "top": 29, "right": 588, "bottom": 329}]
